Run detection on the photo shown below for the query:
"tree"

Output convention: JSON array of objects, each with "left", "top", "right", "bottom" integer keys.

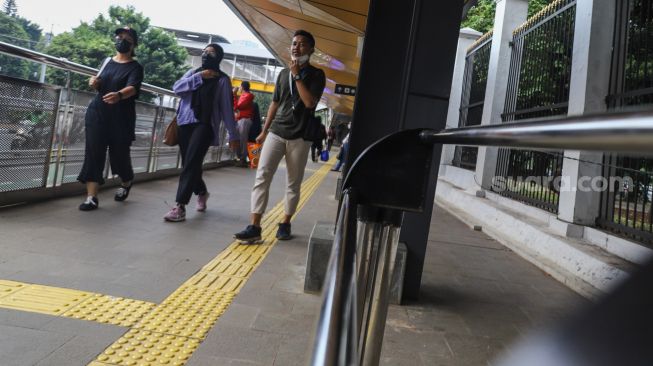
[
  {"left": 15, "top": 16, "right": 41, "bottom": 42},
  {"left": 461, "top": 0, "right": 495, "bottom": 34},
  {"left": 0, "top": 12, "right": 30, "bottom": 78},
  {"left": 461, "top": 0, "right": 555, "bottom": 34},
  {"left": 2, "top": 0, "right": 17, "bottom": 16},
  {"left": 45, "top": 5, "right": 187, "bottom": 100},
  {"left": 254, "top": 91, "right": 272, "bottom": 118}
]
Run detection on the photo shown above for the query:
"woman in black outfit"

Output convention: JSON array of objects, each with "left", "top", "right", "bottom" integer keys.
[{"left": 78, "top": 26, "right": 144, "bottom": 211}]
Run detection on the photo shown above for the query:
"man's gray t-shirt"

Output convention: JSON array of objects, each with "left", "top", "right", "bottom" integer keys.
[{"left": 269, "top": 65, "right": 326, "bottom": 140}]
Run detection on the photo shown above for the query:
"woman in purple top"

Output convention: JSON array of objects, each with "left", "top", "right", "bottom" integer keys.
[{"left": 164, "top": 43, "right": 240, "bottom": 222}]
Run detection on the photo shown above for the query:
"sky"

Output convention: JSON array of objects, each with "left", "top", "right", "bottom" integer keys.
[{"left": 13, "top": 0, "right": 263, "bottom": 47}]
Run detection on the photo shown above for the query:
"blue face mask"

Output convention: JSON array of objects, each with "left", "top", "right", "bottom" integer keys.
[{"left": 115, "top": 39, "right": 132, "bottom": 54}]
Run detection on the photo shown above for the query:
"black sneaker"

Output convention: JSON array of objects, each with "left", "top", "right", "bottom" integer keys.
[
  {"left": 114, "top": 183, "right": 132, "bottom": 202},
  {"left": 234, "top": 225, "right": 262, "bottom": 244},
  {"left": 276, "top": 223, "right": 292, "bottom": 240},
  {"left": 79, "top": 196, "right": 99, "bottom": 211}
]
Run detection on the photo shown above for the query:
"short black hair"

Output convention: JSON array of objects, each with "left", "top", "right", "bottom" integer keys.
[
  {"left": 293, "top": 30, "right": 315, "bottom": 48},
  {"left": 241, "top": 81, "right": 250, "bottom": 91}
]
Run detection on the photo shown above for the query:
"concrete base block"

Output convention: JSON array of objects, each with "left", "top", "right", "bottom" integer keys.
[
  {"left": 549, "top": 218, "right": 584, "bottom": 239},
  {"left": 389, "top": 242, "right": 407, "bottom": 305},
  {"left": 305, "top": 222, "right": 408, "bottom": 305},
  {"left": 335, "top": 176, "right": 343, "bottom": 201},
  {"left": 304, "top": 221, "right": 336, "bottom": 293}
]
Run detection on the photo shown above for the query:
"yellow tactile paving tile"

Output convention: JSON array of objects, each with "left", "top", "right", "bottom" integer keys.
[
  {"left": 0, "top": 279, "right": 27, "bottom": 299},
  {"left": 95, "top": 329, "right": 200, "bottom": 366},
  {"left": 209, "top": 250, "right": 264, "bottom": 267},
  {"left": 0, "top": 284, "right": 92, "bottom": 315},
  {"left": 199, "top": 260, "right": 255, "bottom": 278},
  {"left": 89, "top": 158, "right": 336, "bottom": 366},
  {"left": 185, "top": 272, "right": 246, "bottom": 293},
  {"left": 133, "top": 303, "right": 228, "bottom": 339},
  {"left": 160, "top": 286, "right": 234, "bottom": 312},
  {"left": 63, "top": 294, "right": 157, "bottom": 327}
]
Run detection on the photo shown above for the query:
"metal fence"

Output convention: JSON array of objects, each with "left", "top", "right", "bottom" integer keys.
[
  {"left": 598, "top": 155, "right": 653, "bottom": 244},
  {"left": 0, "top": 41, "right": 236, "bottom": 203},
  {"left": 220, "top": 56, "right": 282, "bottom": 85},
  {"left": 0, "top": 76, "right": 59, "bottom": 192},
  {"left": 494, "top": 148, "right": 563, "bottom": 213},
  {"left": 493, "top": 0, "right": 576, "bottom": 213},
  {"left": 453, "top": 31, "right": 492, "bottom": 171},
  {"left": 598, "top": 0, "right": 653, "bottom": 244},
  {"left": 502, "top": 0, "right": 576, "bottom": 122}
]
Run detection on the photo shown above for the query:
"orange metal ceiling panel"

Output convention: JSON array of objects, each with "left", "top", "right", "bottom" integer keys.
[
  {"left": 257, "top": 8, "right": 359, "bottom": 47},
  {"left": 304, "top": 1, "right": 368, "bottom": 32},
  {"left": 225, "top": 0, "right": 369, "bottom": 114},
  {"left": 305, "top": 0, "right": 369, "bottom": 16}
]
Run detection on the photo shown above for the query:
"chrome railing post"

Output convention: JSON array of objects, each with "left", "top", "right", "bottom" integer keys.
[
  {"left": 310, "top": 189, "right": 357, "bottom": 366},
  {"left": 356, "top": 207, "right": 403, "bottom": 366},
  {"left": 146, "top": 95, "right": 163, "bottom": 173}
]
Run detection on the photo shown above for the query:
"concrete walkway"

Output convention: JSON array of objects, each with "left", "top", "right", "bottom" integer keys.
[{"left": 0, "top": 160, "right": 585, "bottom": 366}]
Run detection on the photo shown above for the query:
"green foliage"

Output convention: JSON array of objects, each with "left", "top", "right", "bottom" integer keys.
[
  {"left": 44, "top": 5, "right": 187, "bottom": 100},
  {"left": 0, "top": 11, "right": 30, "bottom": 78},
  {"left": 15, "top": 16, "right": 41, "bottom": 42},
  {"left": 254, "top": 91, "right": 273, "bottom": 118},
  {"left": 511, "top": 4, "right": 576, "bottom": 120},
  {"left": 528, "top": 0, "right": 553, "bottom": 18},
  {"left": 461, "top": 0, "right": 495, "bottom": 34},
  {"left": 461, "top": 0, "right": 555, "bottom": 34},
  {"left": 2, "top": 0, "right": 16, "bottom": 16},
  {"left": 45, "top": 23, "right": 115, "bottom": 89}
]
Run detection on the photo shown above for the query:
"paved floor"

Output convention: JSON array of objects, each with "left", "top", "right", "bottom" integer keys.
[{"left": 0, "top": 159, "right": 586, "bottom": 366}]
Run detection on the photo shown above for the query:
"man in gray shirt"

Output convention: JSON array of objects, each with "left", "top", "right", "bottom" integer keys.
[{"left": 234, "top": 29, "right": 326, "bottom": 243}]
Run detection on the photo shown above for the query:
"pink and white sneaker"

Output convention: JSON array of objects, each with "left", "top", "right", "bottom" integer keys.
[
  {"left": 164, "top": 205, "right": 186, "bottom": 222},
  {"left": 197, "top": 192, "right": 210, "bottom": 212}
]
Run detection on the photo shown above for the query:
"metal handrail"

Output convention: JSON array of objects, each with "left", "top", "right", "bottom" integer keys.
[
  {"left": 311, "top": 110, "right": 653, "bottom": 366},
  {"left": 0, "top": 40, "right": 175, "bottom": 97},
  {"left": 421, "top": 110, "right": 653, "bottom": 154},
  {"left": 310, "top": 189, "right": 356, "bottom": 366}
]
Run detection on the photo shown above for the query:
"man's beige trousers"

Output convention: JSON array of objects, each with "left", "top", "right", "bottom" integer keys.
[{"left": 251, "top": 132, "right": 311, "bottom": 216}]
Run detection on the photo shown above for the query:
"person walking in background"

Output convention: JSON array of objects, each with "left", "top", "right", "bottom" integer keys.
[
  {"left": 163, "top": 43, "right": 240, "bottom": 222},
  {"left": 234, "top": 29, "right": 326, "bottom": 243},
  {"left": 310, "top": 118, "right": 326, "bottom": 162},
  {"left": 78, "top": 26, "right": 143, "bottom": 211},
  {"left": 326, "top": 124, "right": 335, "bottom": 151},
  {"left": 233, "top": 81, "right": 255, "bottom": 167},
  {"left": 332, "top": 125, "right": 350, "bottom": 172}
]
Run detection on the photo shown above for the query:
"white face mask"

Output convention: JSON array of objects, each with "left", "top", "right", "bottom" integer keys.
[{"left": 291, "top": 54, "right": 310, "bottom": 65}]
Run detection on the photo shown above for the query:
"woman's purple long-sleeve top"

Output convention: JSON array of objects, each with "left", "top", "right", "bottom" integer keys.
[{"left": 172, "top": 69, "right": 239, "bottom": 146}]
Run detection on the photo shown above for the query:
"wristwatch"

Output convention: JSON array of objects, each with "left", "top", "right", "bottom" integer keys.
[{"left": 292, "top": 73, "right": 302, "bottom": 81}]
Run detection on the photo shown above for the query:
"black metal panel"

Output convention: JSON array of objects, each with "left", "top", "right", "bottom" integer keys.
[
  {"left": 348, "top": 0, "right": 462, "bottom": 299},
  {"left": 343, "top": 129, "right": 434, "bottom": 212}
]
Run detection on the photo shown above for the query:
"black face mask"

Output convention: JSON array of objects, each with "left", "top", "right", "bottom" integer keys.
[
  {"left": 115, "top": 39, "right": 132, "bottom": 54},
  {"left": 201, "top": 54, "right": 220, "bottom": 70}
]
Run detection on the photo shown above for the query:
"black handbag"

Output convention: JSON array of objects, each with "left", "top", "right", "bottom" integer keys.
[{"left": 303, "top": 113, "right": 324, "bottom": 142}]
